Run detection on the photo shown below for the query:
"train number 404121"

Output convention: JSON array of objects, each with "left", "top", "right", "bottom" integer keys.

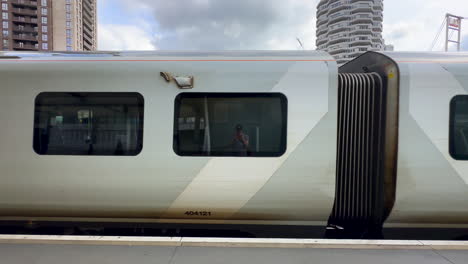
[{"left": 184, "top": 211, "right": 212, "bottom": 217}]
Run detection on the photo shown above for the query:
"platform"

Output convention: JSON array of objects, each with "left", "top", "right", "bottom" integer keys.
[{"left": 1, "top": 235, "right": 468, "bottom": 264}]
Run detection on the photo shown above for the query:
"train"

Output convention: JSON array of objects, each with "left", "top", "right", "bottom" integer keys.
[{"left": 0, "top": 50, "right": 468, "bottom": 238}]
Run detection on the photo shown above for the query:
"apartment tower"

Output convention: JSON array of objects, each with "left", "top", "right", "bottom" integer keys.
[
  {"left": 0, "top": 0, "right": 53, "bottom": 51},
  {"left": 316, "top": 0, "right": 384, "bottom": 65},
  {"left": 0, "top": 0, "right": 96, "bottom": 52},
  {"left": 53, "top": 0, "right": 97, "bottom": 51}
]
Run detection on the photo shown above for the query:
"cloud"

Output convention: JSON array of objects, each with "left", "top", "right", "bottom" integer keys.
[
  {"left": 126, "top": 0, "right": 318, "bottom": 50},
  {"left": 383, "top": 0, "right": 468, "bottom": 51},
  {"left": 98, "top": 0, "right": 468, "bottom": 52},
  {"left": 98, "top": 24, "right": 157, "bottom": 51}
]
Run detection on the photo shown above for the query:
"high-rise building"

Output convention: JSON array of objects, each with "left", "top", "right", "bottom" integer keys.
[
  {"left": 0, "top": 0, "right": 54, "bottom": 51},
  {"left": 52, "top": 0, "right": 97, "bottom": 51},
  {"left": 316, "top": 0, "right": 384, "bottom": 65},
  {"left": 0, "top": 0, "right": 96, "bottom": 52}
]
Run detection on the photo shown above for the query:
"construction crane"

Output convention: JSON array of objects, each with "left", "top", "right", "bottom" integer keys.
[{"left": 430, "top": 13, "right": 467, "bottom": 51}]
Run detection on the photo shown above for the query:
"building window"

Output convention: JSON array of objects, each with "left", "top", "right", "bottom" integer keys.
[
  {"left": 42, "top": 34, "right": 47, "bottom": 41},
  {"left": 33, "top": 92, "right": 144, "bottom": 156},
  {"left": 42, "top": 25, "right": 47, "bottom": 32},
  {"left": 66, "top": 21, "right": 71, "bottom": 28},
  {"left": 66, "top": 37, "right": 71, "bottom": 45},
  {"left": 66, "top": 4, "right": 71, "bottom": 12},
  {"left": 2, "top": 39, "right": 7, "bottom": 47},
  {"left": 66, "top": 13, "right": 71, "bottom": 20},
  {"left": 66, "top": 29, "right": 71, "bottom": 37},
  {"left": 41, "top": 7, "right": 47, "bottom": 15},
  {"left": 2, "top": 30, "right": 8, "bottom": 37},
  {"left": 1, "top": 3, "right": 7, "bottom": 10},
  {"left": 41, "top": 16, "right": 47, "bottom": 24},
  {"left": 2, "top": 12, "right": 7, "bottom": 19},
  {"left": 66, "top": 46, "right": 72, "bottom": 51},
  {"left": 2, "top": 21, "right": 7, "bottom": 28},
  {"left": 173, "top": 93, "right": 288, "bottom": 157},
  {"left": 41, "top": 42, "right": 48, "bottom": 49},
  {"left": 41, "top": 0, "right": 47, "bottom": 6}
]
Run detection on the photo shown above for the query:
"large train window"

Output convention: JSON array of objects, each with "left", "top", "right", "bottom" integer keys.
[
  {"left": 174, "top": 93, "right": 287, "bottom": 157},
  {"left": 450, "top": 95, "right": 468, "bottom": 160},
  {"left": 33, "top": 92, "right": 144, "bottom": 156}
]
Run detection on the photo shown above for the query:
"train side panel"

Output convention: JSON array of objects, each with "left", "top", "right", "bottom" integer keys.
[
  {"left": 386, "top": 53, "right": 468, "bottom": 225},
  {"left": 0, "top": 52, "right": 337, "bottom": 223}
]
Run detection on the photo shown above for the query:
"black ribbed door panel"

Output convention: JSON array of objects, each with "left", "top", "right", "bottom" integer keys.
[{"left": 328, "top": 72, "right": 386, "bottom": 236}]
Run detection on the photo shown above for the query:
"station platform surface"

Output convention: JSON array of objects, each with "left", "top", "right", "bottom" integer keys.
[{"left": 1, "top": 235, "right": 468, "bottom": 264}]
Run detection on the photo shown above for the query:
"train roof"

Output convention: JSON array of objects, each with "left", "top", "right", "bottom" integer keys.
[
  {"left": 0, "top": 50, "right": 335, "bottom": 61},
  {"left": 374, "top": 51, "right": 468, "bottom": 64}
]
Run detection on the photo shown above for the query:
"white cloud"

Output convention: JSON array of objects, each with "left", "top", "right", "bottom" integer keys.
[
  {"left": 98, "top": 0, "right": 468, "bottom": 51},
  {"left": 98, "top": 24, "right": 156, "bottom": 51},
  {"left": 383, "top": 0, "right": 468, "bottom": 51}
]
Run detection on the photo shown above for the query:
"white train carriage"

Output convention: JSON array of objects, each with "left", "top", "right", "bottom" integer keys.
[
  {"left": 0, "top": 51, "right": 338, "bottom": 223},
  {"left": 0, "top": 50, "right": 467, "bottom": 237}
]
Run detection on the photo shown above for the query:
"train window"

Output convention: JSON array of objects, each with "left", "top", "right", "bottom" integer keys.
[
  {"left": 33, "top": 92, "right": 144, "bottom": 156},
  {"left": 174, "top": 93, "right": 287, "bottom": 157},
  {"left": 450, "top": 95, "right": 468, "bottom": 160}
]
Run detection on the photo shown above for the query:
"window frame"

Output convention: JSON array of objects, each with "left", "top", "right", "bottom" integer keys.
[
  {"left": 449, "top": 95, "right": 468, "bottom": 160},
  {"left": 173, "top": 92, "right": 288, "bottom": 158},
  {"left": 33, "top": 92, "right": 145, "bottom": 157}
]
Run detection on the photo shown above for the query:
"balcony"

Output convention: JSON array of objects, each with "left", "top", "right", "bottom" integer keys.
[
  {"left": 317, "top": 26, "right": 328, "bottom": 36},
  {"left": 317, "top": 44, "right": 327, "bottom": 50},
  {"left": 328, "top": 2, "right": 350, "bottom": 13},
  {"left": 317, "top": 38, "right": 328, "bottom": 46},
  {"left": 372, "top": 24, "right": 383, "bottom": 32},
  {"left": 350, "top": 0, "right": 376, "bottom": 4},
  {"left": 350, "top": 45, "right": 372, "bottom": 52},
  {"left": 349, "top": 28, "right": 372, "bottom": 35},
  {"left": 328, "top": 11, "right": 351, "bottom": 24},
  {"left": 12, "top": 26, "right": 38, "bottom": 33},
  {"left": 318, "top": 13, "right": 328, "bottom": 21},
  {"left": 11, "top": 8, "right": 38, "bottom": 16},
  {"left": 373, "top": 13, "right": 383, "bottom": 22},
  {"left": 350, "top": 3, "right": 372, "bottom": 13},
  {"left": 11, "top": 0, "right": 38, "bottom": 8},
  {"left": 373, "top": 2, "right": 383, "bottom": 11},
  {"left": 83, "top": 31, "right": 94, "bottom": 46},
  {"left": 350, "top": 16, "right": 373, "bottom": 25},
  {"left": 12, "top": 16, "right": 39, "bottom": 25},
  {"left": 328, "top": 34, "right": 350, "bottom": 45},
  {"left": 328, "top": 43, "right": 350, "bottom": 52},
  {"left": 12, "top": 34, "right": 38, "bottom": 41},
  {"left": 83, "top": 0, "right": 95, "bottom": 11},
  {"left": 317, "top": 7, "right": 328, "bottom": 17},
  {"left": 83, "top": 12, "right": 94, "bottom": 26},
  {"left": 349, "top": 39, "right": 372, "bottom": 47},
  {"left": 317, "top": 16, "right": 328, "bottom": 26},
  {"left": 13, "top": 43, "right": 38, "bottom": 51},
  {"left": 329, "top": 48, "right": 349, "bottom": 56},
  {"left": 328, "top": 23, "right": 351, "bottom": 35}
]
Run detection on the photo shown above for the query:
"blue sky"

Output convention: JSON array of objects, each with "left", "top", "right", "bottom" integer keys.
[{"left": 97, "top": 0, "right": 468, "bottom": 51}]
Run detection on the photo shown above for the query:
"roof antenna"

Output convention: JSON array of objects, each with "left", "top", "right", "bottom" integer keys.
[{"left": 296, "top": 37, "right": 304, "bottom": 50}]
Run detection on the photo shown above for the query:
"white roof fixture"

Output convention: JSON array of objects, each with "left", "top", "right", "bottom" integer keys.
[{"left": 160, "top": 72, "right": 194, "bottom": 89}]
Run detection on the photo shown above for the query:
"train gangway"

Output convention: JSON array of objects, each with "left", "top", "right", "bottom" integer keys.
[{"left": 1, "top": 235, "right": 468, "bottom": 264}]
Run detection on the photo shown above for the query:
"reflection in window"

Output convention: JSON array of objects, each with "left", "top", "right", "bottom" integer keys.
[
  {"left": 34, "top": 93, "right": 144, "bottom": 156},
  {"left": 174, "top": 93, "right": 287, "bottom": 157},
  {"left": 450, "top": 95, "right": 468, "bottom": 160}
]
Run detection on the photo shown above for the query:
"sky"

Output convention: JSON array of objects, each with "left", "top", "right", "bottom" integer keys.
[{"left": 97, "top": 0, "right": 468, "bottom": 52}]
